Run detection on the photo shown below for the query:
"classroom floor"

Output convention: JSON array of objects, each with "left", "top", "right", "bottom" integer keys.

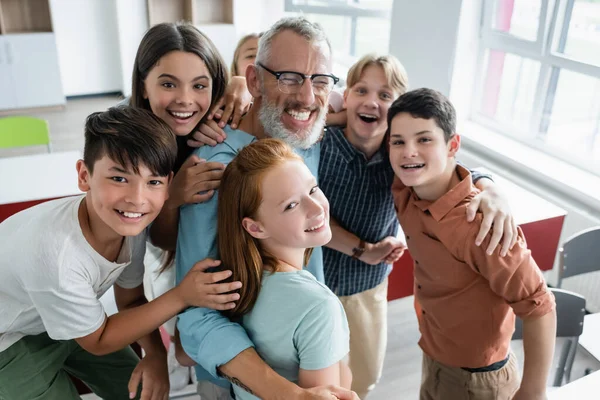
[{"left": 8, "top": 97, "right": 600, "bottom": 399}]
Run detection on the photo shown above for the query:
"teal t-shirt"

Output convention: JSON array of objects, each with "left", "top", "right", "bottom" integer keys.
[
  {"left": 175, "top": 126, "right": 325, "bottom": 385},
  {"left": 234, "top": 270, "right": 349, "bottom": 400}
]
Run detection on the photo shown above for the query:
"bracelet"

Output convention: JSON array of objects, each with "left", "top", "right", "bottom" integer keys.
[{"left": 351, "top": 239, "right": 366, "bottom": 259}]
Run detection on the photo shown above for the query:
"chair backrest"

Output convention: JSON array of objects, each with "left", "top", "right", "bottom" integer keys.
[
  {"left": 0, "top": 116, "right": 51, "bottom": 151},
  {"left": 512, "top": 288, "right": 586, "bottom": 387},
  {"left": 557, "top": 227, "right": 600, "bottom": 288},
  {"left": 513, "top": 288, "right": 586, "bottom": 340}
]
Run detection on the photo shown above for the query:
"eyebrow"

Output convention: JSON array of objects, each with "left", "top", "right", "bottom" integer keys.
[
  {"left": 390, "top": 130, "right": 431, "bottom": 138},
  {"left": 243, "top": 47, "right": 257, "bottom": 52},
  {"left": 356, "top": 80, "right": 393, "bottom": 91},
  {"left": 109, "top": 165, "right": 162, "bottom": 178},
  {"left": 276, "top": 177, "right": 317, "bottom": 206},
  {"left": 109, "top": 166, "right": 132, "bottom": 174},
  {"left": 158, "top": 73, "right": 210, "bottom": 81}
]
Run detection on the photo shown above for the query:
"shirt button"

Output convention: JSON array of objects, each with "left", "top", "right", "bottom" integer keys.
[
  {"left": 415, "top": 260, "right": 419, "bottom": 265},
  {"left": 422, "top": 310, "right": 426, "bottom": 315},
  {"left": 406, "top": 235, "right": 410, "bottom": 240},
  {"left": 418, "top": 284, "right": 422, "bottom": 289}
]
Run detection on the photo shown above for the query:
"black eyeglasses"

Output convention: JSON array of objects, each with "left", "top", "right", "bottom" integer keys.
[{"left": 257, "top": 62, "right": 339, "bottom": 95}]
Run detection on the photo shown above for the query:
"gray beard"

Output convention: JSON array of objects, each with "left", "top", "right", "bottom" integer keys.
[{"left": 258, "top": 99, "right": 327, "bottom": 150}]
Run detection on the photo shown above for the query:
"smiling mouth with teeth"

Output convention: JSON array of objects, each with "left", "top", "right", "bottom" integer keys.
[
  {"left": 286, "top": 109, "right": 312, "bottom": 121},
  {"left": 304, "top": 220, "right": 325, "bottom": 232},
  {"left": 401, "top": 163, "right": 425, "bottom": 169},
  {"left": 116, "top": 210, "right": 146, "bottom": 219},
  {"left": 358, "top": 113, "right": 378, "bottom": 123},
  {"left": 168, "top": 110, "right": 197, "bottom": 119}
]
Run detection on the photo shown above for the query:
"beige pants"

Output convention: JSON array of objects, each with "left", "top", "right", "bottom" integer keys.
[
  {"left": 420, "top": 351, "right": 520, "bottom": 400},
  {"left": 339, "top": 278, "right": 388, "bottom": 399}
]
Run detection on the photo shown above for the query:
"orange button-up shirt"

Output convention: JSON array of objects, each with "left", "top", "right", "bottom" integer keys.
[{"left": 392, "top": 165, "right": 555, "bottom": 368}]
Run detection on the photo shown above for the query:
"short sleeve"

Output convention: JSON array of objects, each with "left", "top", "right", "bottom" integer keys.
[
  {"left": 29, "top": 260, "right": 105, "bottom": 340},
  {"left": 294, "top": 296, "right": 349, "bottom": 370},
  {"left": 115, "top": 235, "right": 146, "bottom": 289}
]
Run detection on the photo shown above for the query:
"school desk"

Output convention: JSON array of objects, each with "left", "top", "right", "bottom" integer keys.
[
  {"left": 547, "top": 369, "right": 600, "bottom": 399},
  {"left": 0, "top": 151, "right": 81, "bottom": 222},
  {"left": 388, "top": 169, "right": 567, "bottom": 301}
]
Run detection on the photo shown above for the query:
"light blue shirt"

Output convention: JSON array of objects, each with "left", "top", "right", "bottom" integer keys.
[
  {"left": 175, "top": 126, "right": 323, "bottom": 385},
  {"left": 234, "top": 270, "right": 349, "bottom": 400}
]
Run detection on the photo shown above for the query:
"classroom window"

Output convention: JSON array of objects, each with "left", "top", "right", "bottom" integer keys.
[
  {"left": 474, "top": 0, "right": 600, "bottom": 175},
  {"left": 284, "top": 0, "right": 393, "bottom": 61}
]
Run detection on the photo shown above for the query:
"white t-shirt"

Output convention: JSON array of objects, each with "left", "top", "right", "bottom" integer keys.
[{"left": 0, "top": 195, "right": 146, "bottom": 352}]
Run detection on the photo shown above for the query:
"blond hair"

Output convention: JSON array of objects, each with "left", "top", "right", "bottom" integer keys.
[
  {"left": 231, "top": 32, "right": 262, "bottom": 77},
  {"left": 346, "top": 54, "right": 409, "bottom": 96}
]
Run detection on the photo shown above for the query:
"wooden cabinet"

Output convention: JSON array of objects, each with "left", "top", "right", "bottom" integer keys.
[
  {"left": 0, "top": 0, "right": 65, "bottom": 111},
  {"left": 147, "top": 0, "right": 234, "bottom": 25}
]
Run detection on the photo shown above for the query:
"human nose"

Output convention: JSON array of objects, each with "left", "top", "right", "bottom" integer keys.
[
  {"left": 175, "top": 86, "right": 193, "bottom": 105},
  {"left": 125, "top": 184, "right": 146, "bottom": 207},
  {"left": 402, "top": 142, "right": 418, "bottom": 158},
  {"left": 294, "top": 78, "right": 316, "bottom": 107}
]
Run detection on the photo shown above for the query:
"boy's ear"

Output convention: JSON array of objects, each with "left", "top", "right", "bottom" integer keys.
[
  {"left": 448, "top": 134, "right": 461, "bottom": 157},
  {"left": 246, "top": 64, "right": 262, "bottom": 98},
  {"left": 242, "top": 217, "right": 269, "bottom": 239},
  {"left": 76, "top": 159, "right": 91, "bottom": 192}
]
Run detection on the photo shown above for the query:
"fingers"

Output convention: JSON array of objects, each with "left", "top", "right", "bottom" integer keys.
[
  {"left": 499, "top": 217, "right": 517, "bottom": 257},
  {"left": 475, "top": 209, "right": 494, "bottom": 247},
  {"left": 466, "top": 195, "right": 479, "bottom": 222},
  {"left": 209, "top": 280, "right": 243, "bottom": 294},
  {"left": 208, "top": 97, "right": 225, "bottom": 120},
  {"left": 510, "top": 219, "right": 518, "bottom": 249},
  {"left": 190, "top": 166, "right": 225, "bottom": 181},
  {"left": 219, "top": 99, "right": 235, "bottom": 128},
  {"left": 190, "top": 190, "right": 215, "bottom": 204},
  {"left": 128, "top": 368, "right": 142, "bottom": 399},
  {"left": 191, "top": 258, "right": 222, "bottom": 272},
  {"left": 200, "top": 268, "right": 233, "bottom": 283},
  {"left": 180, "top": 154, "right": 202, "bottom": 170},
  {"left": 229, "top": 102, "right": 244, "bottom": 129},
  {"left": 485, "top": 213, "right": 506, "bottom": 256},
  {"left": 328, "top": 386, "right": 360, "bottom": 400},
  {"left": 140, "top": 379, "right": 152, "bottom": 400}
]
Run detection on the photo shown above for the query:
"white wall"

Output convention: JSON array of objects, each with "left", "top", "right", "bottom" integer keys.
[
  {"left": 50, "top": 0, "right": 123, "bottom": 96},
  {"left": 114, "top": 0, "right": 149, "bottom": 97},
  {"left": 389, "top": 0, "right": 463, "bottom": 95}
]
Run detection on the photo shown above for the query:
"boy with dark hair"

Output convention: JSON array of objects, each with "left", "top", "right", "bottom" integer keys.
[
  {"left": 0, "top": 107, "right": 240, "bottom": 400},
  {"left": 389, "top": 88, "right": 556, "bottom": 400}
]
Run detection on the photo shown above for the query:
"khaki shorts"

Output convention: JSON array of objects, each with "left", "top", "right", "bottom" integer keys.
[{"left": 420, "top": 351, "right": 520, "bottom": 400}]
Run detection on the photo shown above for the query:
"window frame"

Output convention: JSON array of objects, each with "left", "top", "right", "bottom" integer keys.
[
  {"left": 472, "top": 0, "right": 600, "bottom": 175},
  {"left": 284, "top": 0, "right": 392, "bottom": 57}
]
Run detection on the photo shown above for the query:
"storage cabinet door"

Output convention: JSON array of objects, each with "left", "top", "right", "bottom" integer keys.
[
  {"left": 6, "top": 33, "right": 65, "bottom": 108},
  {"left": 0, "top": 37, "right": 17, "bottom": 110}
]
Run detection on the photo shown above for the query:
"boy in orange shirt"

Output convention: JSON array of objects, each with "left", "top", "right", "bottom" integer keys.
[{"left": 388, "top": 88, "right": 556, "bottom": 400}]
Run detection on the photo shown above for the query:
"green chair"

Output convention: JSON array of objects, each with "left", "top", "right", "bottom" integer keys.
[{"left": 0, "top": 116, "right": 52, "bottom": 152}]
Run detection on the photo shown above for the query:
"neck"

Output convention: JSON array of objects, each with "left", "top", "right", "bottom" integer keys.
[
  {"left": 79, "top": 197, "right": 124, "bottom": 262},
  {"left": 413, "top": 159, "right": 459, "bottom": 201},
  {"left": 238, "top": 98, "right": 268, "bottom": 139},
  {"left": 261, "top": 242, "right": 305, "bottom": 272},
  {"left": 343, "top": 126, "right": 384, "bottom": 160}
]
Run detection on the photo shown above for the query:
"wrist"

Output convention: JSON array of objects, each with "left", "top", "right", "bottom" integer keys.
[
  {"left": 351, "top": 239, "right": 367, "bottom": 259},
  {"left": 169, "top": 286, "right": 189, "bottom": 309}
]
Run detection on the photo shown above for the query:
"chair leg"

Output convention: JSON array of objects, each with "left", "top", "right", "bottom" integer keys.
[
  {"left": 554, "top": 339, "right": 572, "bottom": 386},
  {"left": 564, "top": 339, "right": 578, "bottom": 383}
]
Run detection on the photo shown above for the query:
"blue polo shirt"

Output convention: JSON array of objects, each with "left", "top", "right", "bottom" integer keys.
[{"left": 175, "top": 126, "right": 323, "bottom": 385}]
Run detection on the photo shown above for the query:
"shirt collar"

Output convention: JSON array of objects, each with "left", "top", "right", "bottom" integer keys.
[
  {"left": 327, "top": 126, "right": 387, "bottom": 165},
  {"left": 412, "top": 164, "right": 475, "bottom": 221}
]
